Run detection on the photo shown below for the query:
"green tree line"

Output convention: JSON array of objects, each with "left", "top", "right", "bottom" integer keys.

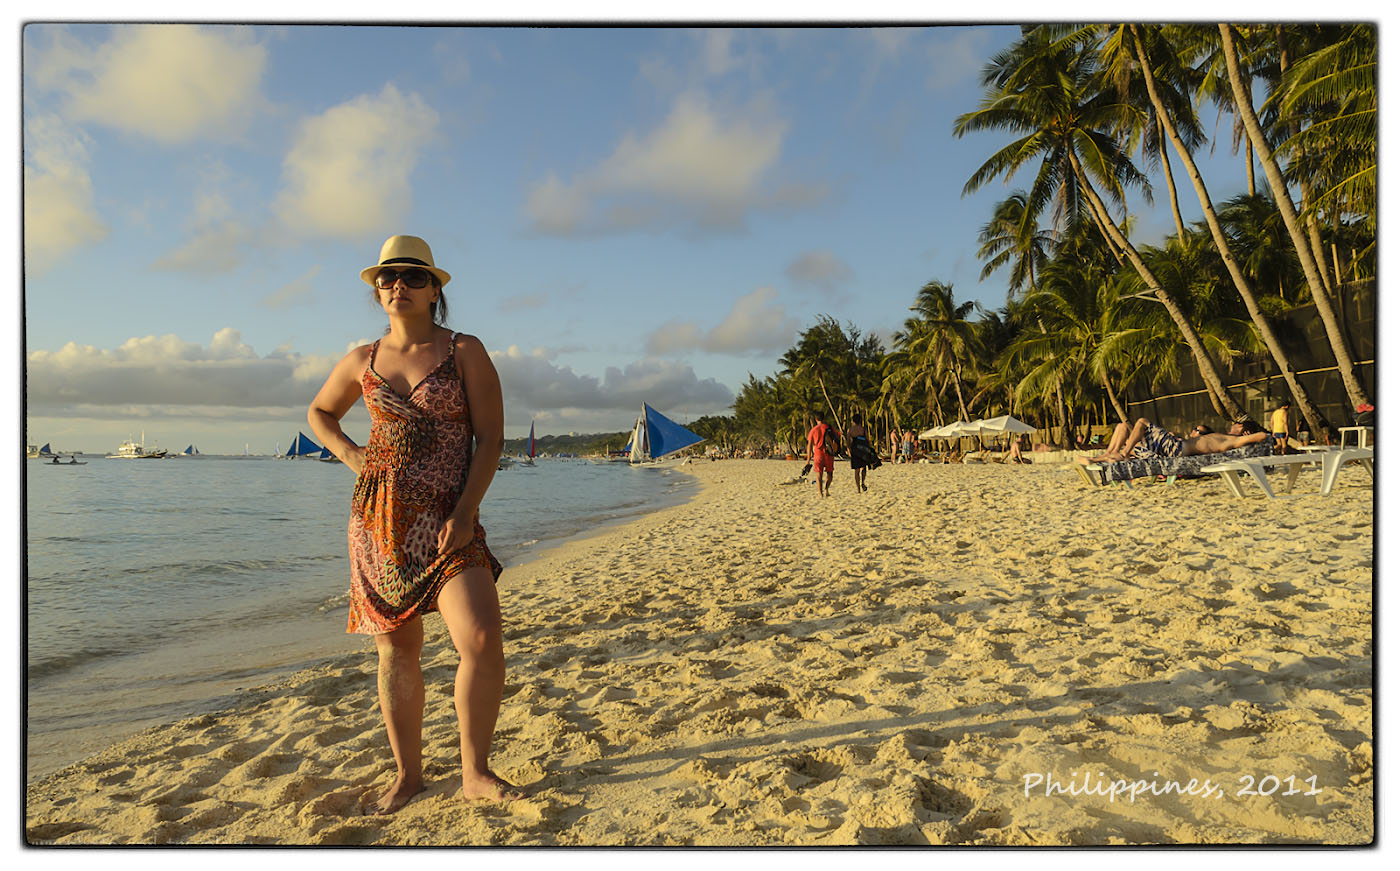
[{"left": 714, "top": 23, "right": 1374, "bottom": 455}]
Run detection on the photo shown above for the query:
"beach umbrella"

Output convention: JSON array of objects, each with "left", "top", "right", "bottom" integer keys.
[{"left": 976, "top": 414, "right": 1035, "bottom": 435}]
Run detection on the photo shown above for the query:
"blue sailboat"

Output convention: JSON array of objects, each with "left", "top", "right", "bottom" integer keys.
[
  {"left": 317, "top": 446, "right": 341, "bottom": 464},
  {"left": 626, "top": 403, "right": 704, "bottom": 465},
  {"left": 521, "top": 421, "right": 536, "bottom": 466},
  {"left": 284, "top": 431, "right": 324, "bottom": 458}
]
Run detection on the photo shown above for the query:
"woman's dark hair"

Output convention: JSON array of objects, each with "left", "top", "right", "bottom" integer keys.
[{"left": 1233, "top": 416, "right": 1265, "bottom": 435}]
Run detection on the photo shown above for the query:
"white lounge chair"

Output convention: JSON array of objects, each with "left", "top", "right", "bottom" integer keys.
[{"left": 1200, "top": 447, "right": 1374, "bottom": 498}]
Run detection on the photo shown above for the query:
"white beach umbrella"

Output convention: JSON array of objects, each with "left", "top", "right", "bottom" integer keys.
[{"left": 976, "top": 414, "right": 1035, "bottom": 435}]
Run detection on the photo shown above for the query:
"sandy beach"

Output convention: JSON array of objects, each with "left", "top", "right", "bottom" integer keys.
[{"left": 25, "top": 457, "right": 1374, "bottom": 846}]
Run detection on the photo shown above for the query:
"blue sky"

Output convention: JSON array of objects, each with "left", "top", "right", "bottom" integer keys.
[{"left": 22, "top": 20, "right": 1276, "bottom": 454}]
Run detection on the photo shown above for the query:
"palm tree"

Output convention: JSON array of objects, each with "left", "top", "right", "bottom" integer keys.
[
  {"left": 1273, "top": 24, "right": 1376, "bottom": 290},
  {"left": 1125, "top": 23, "right": 1329, "bottom": 438},
  {"left": 976, "top": 192, "right": 1052, "bottom": 300},
  {"left": 1218, "top": 23, "right": 1370, "bottom": 414},
  {"left": 1215, "top": 193, "right": 1300, "bottom": 304},
  {"left": 955, "top": 26, "right": 1246, "bottom": 420},
  {"left": 894, "top": 281, "right": 982, "bottom": 424}
]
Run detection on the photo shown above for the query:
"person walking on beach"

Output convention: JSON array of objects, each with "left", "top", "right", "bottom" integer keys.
[
  {"left": 889, "top": 425, "right": 902, "bottom": 464},
  {"left": 806, "top": 412, "right": 835, "bottom": 497},
  {"left": 901, "top": 429, "right": 916, "bottom": 463},
  {"left": 846, "top": 412, "right": 878, "bottom": 492},
  {"left": 308, "top": 234, "right": 521, "bottom": 813}
]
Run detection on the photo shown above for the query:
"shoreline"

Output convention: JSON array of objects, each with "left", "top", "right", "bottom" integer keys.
[
  {"left": 26, "top": 459, "right": 1374, "bottom": 845},
  {"left": 24, "top": 460, "right": 701, "bottom": 784}
]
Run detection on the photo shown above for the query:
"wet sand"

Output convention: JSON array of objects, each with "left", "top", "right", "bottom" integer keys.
[{"left": 25, "top": 458, "right": 1374, "bottom": 845}]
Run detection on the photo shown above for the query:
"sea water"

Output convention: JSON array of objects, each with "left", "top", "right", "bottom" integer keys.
[{"left": 24, "top": 455, "right": 695, "bottom": 780}]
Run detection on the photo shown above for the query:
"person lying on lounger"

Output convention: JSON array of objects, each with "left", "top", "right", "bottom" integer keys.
[{"left": 1078, "top": 416, "right": 1267, "bottom": 464}]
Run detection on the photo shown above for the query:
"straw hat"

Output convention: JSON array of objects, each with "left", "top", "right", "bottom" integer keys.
[{"left": 359, "top": 235, "right": 451, "bottom": 288}]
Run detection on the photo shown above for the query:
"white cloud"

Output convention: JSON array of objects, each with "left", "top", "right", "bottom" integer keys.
[
  {"left": 786, "top": 249, "right": 853, "bottom": 292},
  {"left": 700, "top": 29, "right": 740, "bottom": 78},
  {"left": 26, "top": 329, "right": 341, "bottom": 413},
  {"left": 274, "top": 84, "right": 440, "bottom": 239},
  {"left": 22, "top": 114, "right": 108, "bottom": 273},
  {"left": 152, "top": 220, "right": 256, "bottom": 273},
  {"left": 524, "top": 93, "right": 824, "bottom": 235},
  {"left": 26, "top": 332, "right": 735, "bottom": 443},
  {"left": 491, "top": 345, "right": 733, "bottom": 414},
  {"left": 41, "top": 24, "right": 268, "bottom": 144},
  {"left": 926, "top": 29, "right": 992, "bottom": 92},
  {"left": 498, "top": 292, "right": 551, "bottom": 313},
  {"left": 260, "top": 265, "right": 323, "bottom": 310},
  {"left": 645, "top": 287, "right": 798, "bottom": 357}
]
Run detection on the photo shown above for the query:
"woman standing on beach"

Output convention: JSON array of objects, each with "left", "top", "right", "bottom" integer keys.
[{"left": 308, "top": 235, "right": 520, "bottom": 812}]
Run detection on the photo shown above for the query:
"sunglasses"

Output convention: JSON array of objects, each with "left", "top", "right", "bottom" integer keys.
[{"left": 375, "top": 268, "right": 432, "bottom": 289}]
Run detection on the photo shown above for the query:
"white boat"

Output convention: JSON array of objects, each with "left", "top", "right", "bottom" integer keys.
[
  {"left": 106, "top": 433, "right": 167, "bottom": 459},
  {"left": 625, "top": 403, "right": 705, "bottom": 467}
]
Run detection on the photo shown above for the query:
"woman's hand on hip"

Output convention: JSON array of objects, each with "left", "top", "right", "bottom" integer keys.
[{"left": 346, "top": 445, "right": 367, "bottom": 476}]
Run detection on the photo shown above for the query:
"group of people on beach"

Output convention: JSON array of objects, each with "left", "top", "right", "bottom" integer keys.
[
  {"left": 1078, "top": 415, "right": 1268, "bottom": 465},
  {"left": 804, "top": 411, "right": 882, "bottom": 497}
]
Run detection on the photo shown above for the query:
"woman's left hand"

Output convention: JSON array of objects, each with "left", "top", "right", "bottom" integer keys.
[{"left": 437, "top": 510, "right": 478, "bottom": 556}]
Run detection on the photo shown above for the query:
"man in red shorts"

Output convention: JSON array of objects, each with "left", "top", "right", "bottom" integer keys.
[{"left": 806, "top": 412, "right": 835, "bottom": 498}]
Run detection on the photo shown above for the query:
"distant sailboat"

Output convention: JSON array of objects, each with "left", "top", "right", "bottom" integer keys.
[
  {"left": 284, "top": 432, "right": 324, "bottom": 458},
  {"left": 625, "top": 403, "right": 704, "bottom": 466},
  {"left": 521, "top": 421, "right": 537, "bottom": 466},
  {"left": 317, "top": 446, "right": 341, "bottom": 463},
  {"left": 180, "top": 444, "right": 201, "bottom": 456}
]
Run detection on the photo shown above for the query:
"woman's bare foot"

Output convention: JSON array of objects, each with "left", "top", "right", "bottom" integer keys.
[
  {"left": 461, "top": 770, "right": 525, "bottom": 802},
  {"left": 368, "top": 774, "right": 426, "bottom": 814}
]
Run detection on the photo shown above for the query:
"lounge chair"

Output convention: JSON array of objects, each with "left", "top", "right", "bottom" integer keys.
[
  {"left": 1201, "top": 446, "right": 1373, "bottom": 498},
  {"left": 1076, "top": 437, "right": 1277, "bottom": 487}
]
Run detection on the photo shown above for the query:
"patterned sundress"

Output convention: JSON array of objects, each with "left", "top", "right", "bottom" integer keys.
[{"left": 346, "top": 332, "right": 502, "bottom": 635}]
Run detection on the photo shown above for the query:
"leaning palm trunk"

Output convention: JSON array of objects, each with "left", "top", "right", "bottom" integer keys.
[
  {"left": 1219, "top": 23, "right": 1370, "bottom": 413},
  {"left": 1132, "top": 25, "right": 1328, "bottom": 438},
  {"left": 1157, "top": 117, "right": 1187, "bottom": 242},
  {"left": 1276, "top": 24, "right": 1338, "bottom": 302},
  {"left": 1066, "top": 149, "right": 1245, "bottom": 420},
  {"left": 814, "top": 372, "right": 843, "bottom": 433},
  {"left": 1101, "top": 372, "right": 1130, "bottom": 425}
]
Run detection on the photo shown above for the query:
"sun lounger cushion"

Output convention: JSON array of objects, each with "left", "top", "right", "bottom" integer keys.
[{"left": 1102, "top": 436, "right": 1276, "bottom": 483}]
